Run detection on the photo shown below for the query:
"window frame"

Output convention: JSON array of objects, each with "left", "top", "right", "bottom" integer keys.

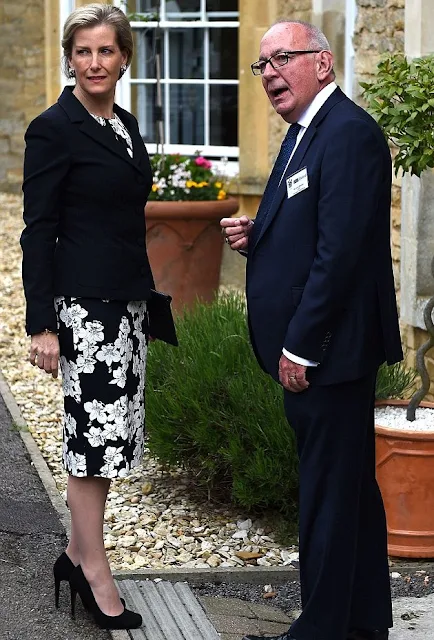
[{"left": 114, "top": 0, "right": 240, "bottom": 161}]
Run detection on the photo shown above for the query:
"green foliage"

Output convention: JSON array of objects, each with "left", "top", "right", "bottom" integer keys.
[
  {"left": 375, "top": 361, "right": 417, "bottom": 400},
  {"left": 146, "top": 293, "right": 299, "bottom": 515},
  {"left": 127, "top": 12, "right": 159, "bottom": 21},
  {"left": 149, "top": 153, "right": 227, "bottom": 201},
  {"left": 360, "top": 54, "right": 434, "bottom": 176},
  {"left": 146, "top": 293, "right": 415, "bottom": 515}
]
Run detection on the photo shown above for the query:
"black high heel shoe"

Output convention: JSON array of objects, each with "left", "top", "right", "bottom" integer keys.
[
  {"left": 69, "top": 565, "right": 142, "bottom": 630},
  {"left": 53, "top": 552, "right": 75, "bottom": 608}
]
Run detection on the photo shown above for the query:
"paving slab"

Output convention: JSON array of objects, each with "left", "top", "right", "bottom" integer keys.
[
  {"left": 391, "top": 593, "right": 434, "bottom": 639},
  {"left": 116, "top": 579, "right": 220, "bottom": 640}
]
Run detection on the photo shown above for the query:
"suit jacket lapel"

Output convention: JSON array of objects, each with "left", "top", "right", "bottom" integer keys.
[
  {"left": 252, "top": 125, "right": 317, "bottom": 250},
  {"left": 252, "top": 87, "right": 347, "bottom": 251},
  {"left": 58, "top": 86, "right": 144, "bottom": 174}
]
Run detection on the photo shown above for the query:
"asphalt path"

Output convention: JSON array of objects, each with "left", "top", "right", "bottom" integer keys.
[{"left": 0, "top": 393, "right": 109, "bottom": 640}]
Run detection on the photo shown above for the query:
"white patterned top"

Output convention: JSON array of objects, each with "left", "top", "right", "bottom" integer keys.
[{"left": 90, "top": 112, "right": 133, "bottom": 158}]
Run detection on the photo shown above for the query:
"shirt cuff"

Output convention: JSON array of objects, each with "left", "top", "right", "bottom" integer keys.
[{"left": 282, "top": 348, "right": 319, "bottom": 367}]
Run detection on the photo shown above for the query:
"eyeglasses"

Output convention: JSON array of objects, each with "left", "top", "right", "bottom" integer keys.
[{"left": 251, "top": 50, "right": 322, "bottom": 76}]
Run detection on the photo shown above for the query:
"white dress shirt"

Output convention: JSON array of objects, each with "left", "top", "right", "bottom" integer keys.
[{"left": 279, "top": 82, "right": 338, "bottom": 367}]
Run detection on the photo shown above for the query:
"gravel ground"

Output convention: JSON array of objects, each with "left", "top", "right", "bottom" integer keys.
[
  {"left": 191, "top": 569, "right": 434, "bottom": 616},
  {"left": 0, "top": 192, "right": 297, "bottom": 572}
]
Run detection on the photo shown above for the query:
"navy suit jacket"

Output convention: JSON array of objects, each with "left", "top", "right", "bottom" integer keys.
[
  {"left": 21, "top": 87, "right": 155, "bottom": 336},
  {"left": 246, "top": 87, "right": 403, "bottom": 386}
]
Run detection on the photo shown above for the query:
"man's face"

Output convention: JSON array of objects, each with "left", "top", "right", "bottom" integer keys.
[{"left": 259, "top": 23, "right": 328, "bottom": 123}]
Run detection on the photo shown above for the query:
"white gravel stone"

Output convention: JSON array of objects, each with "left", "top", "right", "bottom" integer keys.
[
  {"left": 232, "top": 530, "right": 248, "bottom": 540},
  {"left": 375, "top": 406, "right": 434, "bottom": 432},
  {"left": 237, "top": 518, "right": 252, "bottom": 531}
]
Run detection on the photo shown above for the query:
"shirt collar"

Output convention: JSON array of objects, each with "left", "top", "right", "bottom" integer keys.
[{"left": 297, "top": 81, "right": 337, "bottom": 130}]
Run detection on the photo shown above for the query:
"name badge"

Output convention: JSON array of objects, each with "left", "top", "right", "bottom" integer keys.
[{"left": 286, "top": 167, "right": 309, "bottom": 199}]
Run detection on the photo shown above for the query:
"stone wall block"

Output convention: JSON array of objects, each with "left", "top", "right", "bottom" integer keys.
[{"left": 0, "top": 0, "right": 45, "bottom": 192}]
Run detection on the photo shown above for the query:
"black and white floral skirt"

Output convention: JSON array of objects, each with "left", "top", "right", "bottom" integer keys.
[{"left": 54, "top": 296, "right": 148, "bottom": 478}]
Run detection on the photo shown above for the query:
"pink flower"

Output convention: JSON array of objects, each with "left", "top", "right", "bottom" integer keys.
[{"left": 195, "top": 156, "right": 212, "bottom": 169}]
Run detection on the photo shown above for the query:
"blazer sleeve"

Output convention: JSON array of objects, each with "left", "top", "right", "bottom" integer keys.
[
  {"left": 283, "top": 117, "right": 388, "bottom": 362},
  {"left": 20, "top": 115, "right": 71, "bottom": 335}
]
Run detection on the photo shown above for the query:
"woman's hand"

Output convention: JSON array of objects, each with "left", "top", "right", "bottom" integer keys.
[{"left": 29, "top": 331, "right": 60, "bottom": 378}]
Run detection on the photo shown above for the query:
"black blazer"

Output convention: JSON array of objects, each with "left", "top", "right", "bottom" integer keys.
[
  {"left": 246, "top": 87, "right": 403, "bottom": 386},
  {"left": 21, "top": 86, "right": 155, "bottom": 336}
]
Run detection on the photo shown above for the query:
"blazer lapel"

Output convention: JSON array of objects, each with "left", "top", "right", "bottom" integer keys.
[
  {"left": 252, "top": 125, "right": 317, "bottom": 250},
  {"left": 252, "top": 87, "right": 348, "bottom": 251},
  {"left": 58, "top": 86, "right": 144, "bottom": 173}
]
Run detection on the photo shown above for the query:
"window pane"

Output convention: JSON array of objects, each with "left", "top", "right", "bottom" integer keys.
[
  {"left": 170, "top": 85, "right": 204, "bottom": 145},
  {"left": 130, "top": 0, "right": 160, "bottom": 18},
  {"left": 132, "top": 83, "right": 164, "bottom": 144},
  {"left": 206, "top": 0, "right": 238, "bottom": 19},
  {"left": 165, "top": 0, "right": 200, "bottom": 21},
  {"left": 209, "top": 28, "right": 237, "bottom": 80},
  {"left": 210, "top": 85, "right": 237, "bottom": 147},
  {"left": 131, "top": 29, "right": 163, "bottom": 79},
  {"left": 169, "top": 29, "right": 204, "bottom": 79}
]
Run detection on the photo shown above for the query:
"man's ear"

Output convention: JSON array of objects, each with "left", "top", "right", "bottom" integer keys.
[{"left": 316, "top": 50, "right": 334, "bottom": 81}]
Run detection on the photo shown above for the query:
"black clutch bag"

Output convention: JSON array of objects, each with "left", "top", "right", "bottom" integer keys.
[{"left": 147, "top": 289, "right": 178, "bottom": 346}]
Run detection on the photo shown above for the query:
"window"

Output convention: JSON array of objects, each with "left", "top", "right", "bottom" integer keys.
[
  {"left": 60, "top": 0, "right": 76, "bottom": 87},
  {"left": 114, "top": 0, "right": 239, "bottom": 160}
]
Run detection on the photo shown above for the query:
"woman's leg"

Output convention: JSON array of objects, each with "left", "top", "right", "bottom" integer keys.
[
  {"left": 67, "top": 475, "right": 123, "bottom": 616},
  {"left": 65, "top": 507, "right": 80, "bottom": 566}
]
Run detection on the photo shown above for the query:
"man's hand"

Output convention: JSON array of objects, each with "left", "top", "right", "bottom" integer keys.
[
  {"left": 279, "top": 354, "right": 309, "bottom": 393},
  {"left": 220, "top": 215, "right": 253, "bottom": 251},
  {"left": 29, "top": 331, "right": 60, "bottom": 378}
]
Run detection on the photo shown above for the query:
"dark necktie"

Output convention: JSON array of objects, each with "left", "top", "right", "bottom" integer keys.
[{"left": 254, "top": 122, "right": 302, "bottom": 236}]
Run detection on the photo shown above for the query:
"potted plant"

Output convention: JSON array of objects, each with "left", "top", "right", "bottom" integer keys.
[
  {"left": 145, "top": 153, "right": 238, "bottom": 311},
  {"left": 361, "top": 53, "right": 434, "bottom": 557}
]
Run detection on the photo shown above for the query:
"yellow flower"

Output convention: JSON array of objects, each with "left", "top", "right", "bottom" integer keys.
[
  {"left": 196, "top": 181, "right": 208, "bottom": 188},
  {"left": 186, "top": 180, "right": 196, "bottom": 188},
  {"left": 152, "top": 184, "right": 158, "bottom": 192},
  {"left": 217, "top": 190, "right": 226, "bottom": 200},
  {"left": 215, "top": 182, "right": 222, "bottom": 189}
]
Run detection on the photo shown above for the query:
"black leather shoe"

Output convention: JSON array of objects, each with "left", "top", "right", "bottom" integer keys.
[
  {"left": 347, "top": 630, "right": 389, "bottom": 640},
  {"left": 242, "top": 633, "right": 294, "bottom": 640}
]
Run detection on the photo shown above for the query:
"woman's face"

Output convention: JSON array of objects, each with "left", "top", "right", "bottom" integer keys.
[{"left": 69, "top": 24, "right": 127, "bottom": 99}]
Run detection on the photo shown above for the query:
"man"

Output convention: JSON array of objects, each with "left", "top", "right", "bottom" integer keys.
[{"left": 221, "top": 20, "right": 403, "bottom": 640}]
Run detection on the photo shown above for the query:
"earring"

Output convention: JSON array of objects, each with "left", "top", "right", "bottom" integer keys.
[
  {"left": 69, "top": 68, "right": 76, "bottom": 78},
  {"left": 120, "top": 64, "right": 127, "bottom": 77}
]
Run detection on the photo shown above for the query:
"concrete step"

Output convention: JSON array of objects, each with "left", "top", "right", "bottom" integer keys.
[{"left": 116, "top": 579, "right": 220, "bottom": 640}]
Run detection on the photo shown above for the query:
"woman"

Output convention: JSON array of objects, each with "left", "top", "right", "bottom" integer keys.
[{"left": 21, "top": 3, "right": 154, "bottom": 630}]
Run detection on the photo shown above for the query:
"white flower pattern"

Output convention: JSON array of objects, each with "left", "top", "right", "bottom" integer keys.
[{"left": 56, "top": 297, "right": 148, "bottom": 478}]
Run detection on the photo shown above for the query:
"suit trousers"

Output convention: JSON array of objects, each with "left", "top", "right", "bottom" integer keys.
[{"left": 284, "top": 371, "right": 392, "bottom": 640}]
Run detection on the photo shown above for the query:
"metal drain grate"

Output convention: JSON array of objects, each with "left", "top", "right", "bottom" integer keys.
[{"left": 116, "top": 580, "right": 220, "bottom": 640}]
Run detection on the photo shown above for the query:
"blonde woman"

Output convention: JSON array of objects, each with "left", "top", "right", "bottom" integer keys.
[{"left": 21, "top": 3, "right": 155, "bottom": 630}]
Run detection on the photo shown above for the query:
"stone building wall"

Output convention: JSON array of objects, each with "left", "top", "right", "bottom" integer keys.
[
  {"left": 353, "top": 0, "right": 434, "bottom": 399},
  {"left": 0, "top": 1, "right": 46, "bottom": 193},
  {"left": 353, "top": 0, "right": 404, "bottom": 298}
]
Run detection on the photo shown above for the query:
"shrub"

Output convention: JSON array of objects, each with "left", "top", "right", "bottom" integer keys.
[
  {"left": 146, "top": 293, "right": 414, "bottom": 515},
  {"left": 375, "top": 361, "right": 416, "bottom": 401},
  {"left": 146, "top": 293, "right": 298, "bottom": 516},
  {"left": 360, "top": 54, "right": 434, "bottom": 177}
]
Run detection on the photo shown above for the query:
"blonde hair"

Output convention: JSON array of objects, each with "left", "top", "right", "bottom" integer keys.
[{"left": 61, "top": 3, "right": 133, "bottom": 77}]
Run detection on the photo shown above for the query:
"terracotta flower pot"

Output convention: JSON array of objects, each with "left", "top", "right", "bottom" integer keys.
[
  {"left": 145, "top": 197, "right": 239, "bottom": 312},
  {"left": 375, "top": 399, "right": 434, "bottom": 558}
]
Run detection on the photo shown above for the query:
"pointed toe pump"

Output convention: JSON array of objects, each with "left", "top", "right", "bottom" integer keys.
[{"left": 69, "top": 565, "right": 142, "bottom": 630}]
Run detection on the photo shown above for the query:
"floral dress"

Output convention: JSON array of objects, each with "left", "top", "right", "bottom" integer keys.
[{"left": 56, "top": 115, "right": 147, "bottom": 478}]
